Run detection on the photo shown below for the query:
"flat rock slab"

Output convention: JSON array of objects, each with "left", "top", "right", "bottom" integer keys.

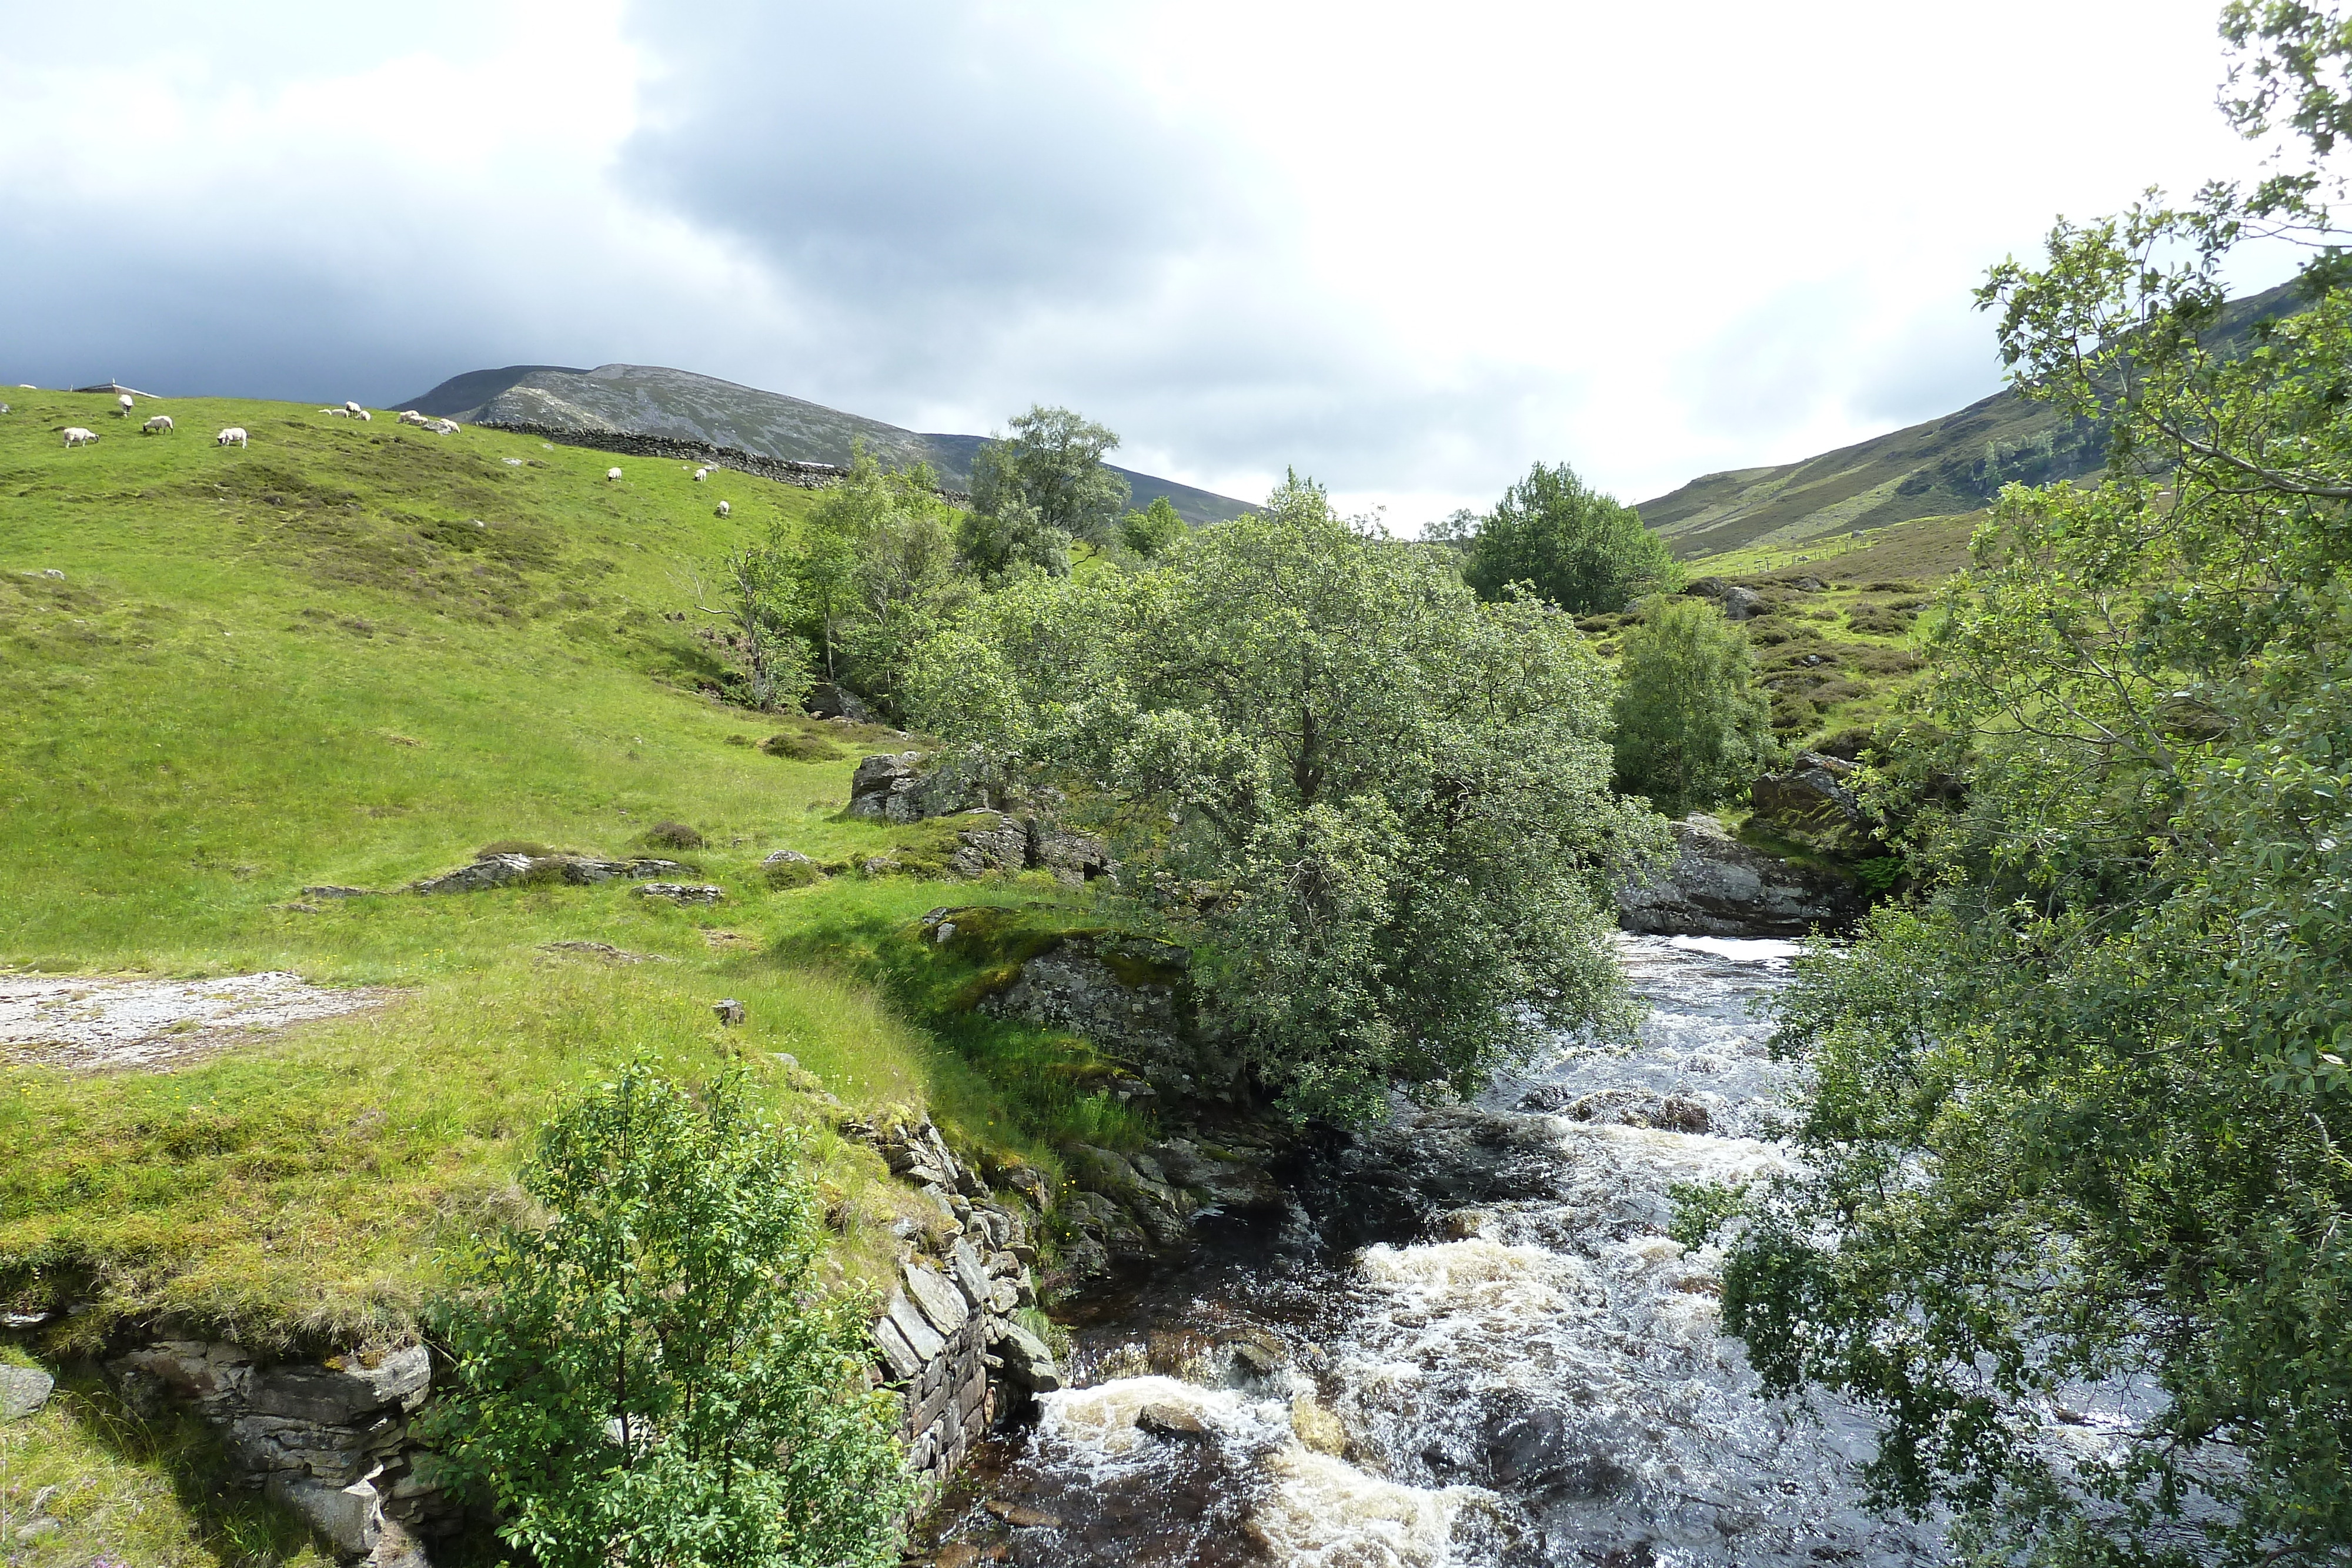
[
  {"left": 0, "top": 1364, "right": 56, "bottom": 1419},
  {"left": 0, "top": 971, "right": 397, "bottom": 1071}
]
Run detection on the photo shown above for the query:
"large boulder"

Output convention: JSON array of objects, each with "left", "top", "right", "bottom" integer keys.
[
  {"left": 1748, "top": 751, "right": 1873, "bottom": 855},
  {"left": 1682, "top": 577, "right": 1763, "bottom": 621},
  {"left": 1616, "top": 814, "right": 1863, "bottom": 937}
]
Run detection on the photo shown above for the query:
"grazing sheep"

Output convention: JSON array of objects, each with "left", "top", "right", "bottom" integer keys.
[
  {"left": 142, "top": 414, "right": 174, "bottom": 435},
  {"left": 715, "top": 500, "right": 730, "bottom": 517},
  {"left": 116, "top": 394, "right": 135, "bottom": 418},
  {"left": 343, "top": 400, "right": 363, "bottom": 415},
  {"left": 1, "top": 403, "right": 11, "bottom": 416},
  {"left": 62, "top": 427, "right": 97, "bottom": 447},
  {"left": 217, "top": 427, "right": 249, "bottom": 448},
  {"left": 606, "top": 467, "right": 623, "bottom": 482},
  {"left": 693, "top": 467, "right": 710, "bottom": 482},
  {"left": 353, "top": 408, "right": 373, "bottom": 422},
  {"left": 397, "top": 410, "right": 427, "bottom": 426},
  {"left": 426, "top": 419, "right": 459, "bottom": 435}
]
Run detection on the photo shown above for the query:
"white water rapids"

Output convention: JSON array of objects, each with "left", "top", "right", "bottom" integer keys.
[{"left": 928, "top": 935, "right": 1949, "bottom": 1566}]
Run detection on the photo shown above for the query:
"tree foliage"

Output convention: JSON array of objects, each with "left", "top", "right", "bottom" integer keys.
[
  {"left": 701, "top": 520, "right": 808, "bottom": 713},
  {"left": 907, "top": 474, "right": 1663, "bottom": 1121},
  {"left": 1458, "top": 461, "right": 1678, "bottom": 614},
  {"left": 1703, "top": 14, "right": 2352, "bottom": 1560},
  {"left": 967, "top": 404, "right": 1130, "bottom": 567},
  {"left": 429, "top": 1063, "right": 911, "bottom": 1568},
  {"left": 785, "top": 444, "right": 967, "bottom": 704},
  {"left": 1118, "top": 494, "right": 1188, "bottom": 558},
  {"left": 1610, "top": 595, "right": 1775, "bottom": 816}
]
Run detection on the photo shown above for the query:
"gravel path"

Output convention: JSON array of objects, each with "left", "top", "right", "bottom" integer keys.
[{"left": 0, "top": 971, "right": 397, "bottom": 1069}]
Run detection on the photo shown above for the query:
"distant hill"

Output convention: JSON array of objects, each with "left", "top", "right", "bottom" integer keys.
[
  {"left": 1641, "top": 279, "right": 2307, "bottom": 560},
  {"left": 400, "top": 363, "right": 1254, "bottom": 526}
]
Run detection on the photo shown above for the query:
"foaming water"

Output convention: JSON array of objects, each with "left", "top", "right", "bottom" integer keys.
[{"left": 921, "top": 934, "right": 1946, "bottom": 1566}]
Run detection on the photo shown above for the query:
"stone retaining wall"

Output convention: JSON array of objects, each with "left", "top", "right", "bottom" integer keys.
[{"left": 471, "top": 420, "right": 972, "bottom": 503}]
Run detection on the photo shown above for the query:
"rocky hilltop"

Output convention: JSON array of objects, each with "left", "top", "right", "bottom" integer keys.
[{"left": 399, "top": 363, "right": 1252, "bottom": 526}]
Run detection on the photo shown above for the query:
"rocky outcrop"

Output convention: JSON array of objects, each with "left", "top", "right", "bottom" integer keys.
[
  {"left": 1748, "top": 751, "right": 1875, "bottom": 855},
  {"left": 1683, "top": 577, "right": 1763, "bottom": 621},
  {"left": 851, "top": 753, "right": 1114, "bottom": 885},
  {"left": 636, "top": 882, "right": 722, "bottom": 905},
  {"left": 806, "top": 681, "right": 874, "bottom": 724},
  {"left": 1616, "top": 814, "right": 1863, "bottom": 937},
  {"left": 410, "top": 854, "right": 685, "bottom": 894},
  {"left": 0, "top": 1363, "right": 54, "bottom": 1418},
  {"left": 977, "top": 933, "right": 1191, "bottom": 1094},
  {"left": 946, "top": 814, "right": 1114, "bottom": 885},
  {"left": 109, "top": 1340, "right": 450, "bottom": 1566}
]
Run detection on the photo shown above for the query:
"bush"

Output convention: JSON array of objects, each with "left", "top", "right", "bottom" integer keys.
[
  {"left": 1459, "top": 461, "right": 1678, "bottom": 614},
  {"left": 1611, "top": 596, "right": 1776, "bottom": 817},
  {"left": 429, "top": 1063, "right": 913, "bottom": 1568},
  {"left": 644, "top": 821, "right": 704, "bottom": 850},
  {"left": 761, "top": 733, "right": 844, "bottom": 763}
]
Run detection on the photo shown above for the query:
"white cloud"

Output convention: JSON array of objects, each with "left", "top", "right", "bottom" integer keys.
[{"left": 0, "top": 0, "right": 2298, "bottom": 526}]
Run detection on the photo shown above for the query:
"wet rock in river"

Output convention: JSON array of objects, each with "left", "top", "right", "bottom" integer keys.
[{"left": 1615, "top": 814, "right": 1863, "bottom": 938}]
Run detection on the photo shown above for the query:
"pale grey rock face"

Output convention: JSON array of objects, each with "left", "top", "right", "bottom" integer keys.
[
  {"left": 636, "top": 882, "right": 722, "bottom": 905},
  {"left": 0, "top": 1364, "right": 54, "bottom": 1419},
  {"left": 1683, "top": 577, "right": 1764, "bottom": 620},
  {"left": 993, "top": 1323, "right": 1063, "bottom": 1392},
  {"left": 903, "top": 1262, "right": 970, "bottom": 1337},
  {"left": 1616, "top": 814, "right": 1864, "bottom": 937}
]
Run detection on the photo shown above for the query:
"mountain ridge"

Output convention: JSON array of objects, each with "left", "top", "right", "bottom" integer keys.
[{"left": 400, "top": 362, "right": 1254, "bottom": 526}]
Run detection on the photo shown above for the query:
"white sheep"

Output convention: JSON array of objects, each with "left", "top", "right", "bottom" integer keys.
[
  {"left": 397, "top": 410, "right": 428, "bottom": 426},
  {"left": 693, "top": 467, "right": 710, "bottom": 482},
  {"left": 715, "top": 500, "right": 730, "bottom": 517},
  {"left": 427, "top": 418, "right": 459, "bottom": 435},
  {"left": 606, "top": 467, "right": 623, "bottom": 482},
  {"left": 142, "top": 414, "right": 174, "bottom": 435},
  {"left": 116, "top": 394, "right": 135, "bottom": 418},
  {"left": 320, "top": 407, "right": 345, "bottom": 416},
  {"left": 62, "top": 427, "right": 97, "bottom": 447},
  {"left": 217, "top": 427, "right": 249, "bottom": 448},
  {"left": 353, "top": 407, "right": 373, "bottom": 422},
  {"left": 343, "top": 400, "right": 363, "bottom": 416}
]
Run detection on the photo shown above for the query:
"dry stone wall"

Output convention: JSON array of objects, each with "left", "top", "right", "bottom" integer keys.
[
  {"left": 108, "top": 1340, "right": 449, "bottom": 1568},
  {"left": 836, "top": 1114, "right": 1063, "bottom": 1500},
  {"left": 471, "top": 420, "right": 972, "bottom": 503}
]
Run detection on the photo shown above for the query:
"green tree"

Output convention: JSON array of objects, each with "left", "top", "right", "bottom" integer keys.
[
  {"left": 954, "top": 496, "right": 1070, "bottom": 581},
  {"left": 1610, "top": 596, "right": 1774, "bottom": 816},
  {"left": 1117, "top": 494, "right": 1187, "bottom": 558},
  {"left": 908, "top": 474, "right": 1665, "bottom": 1121},
  {"left": 969, "top": 404, "right": 1131, "bottom": 549},
  {"left": 1459, "top": 461, "right": 1678, "bottom": 614},
  {"left": 789, "top": 443, "right": 951, "bottom": 682},
  {"left": 430, "top": 1062, "right": 911, "bottom": 1568},
  {"left": 700, "top": 520, "right": 808, "bottom": 712},
  {"left": 1698, "top": 13, "right": 2352, "bottom": 1561}
]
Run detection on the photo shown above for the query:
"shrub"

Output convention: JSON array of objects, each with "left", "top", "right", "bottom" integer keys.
[
  {"left": 644, "top": 821, "right": 704, "bottom": 850},
  {"left": 429, "top": 1063, "right": 912, "bottom": 1568},
  {"left": 761, "top": 732, "right": 844, "bottom": 763}
]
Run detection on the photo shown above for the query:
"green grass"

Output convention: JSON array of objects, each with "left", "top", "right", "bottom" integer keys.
[{"left": 0, "top": 390, "right": 1127, "bottom": 1366}]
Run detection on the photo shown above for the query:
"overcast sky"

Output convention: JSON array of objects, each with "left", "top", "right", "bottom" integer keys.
[{"left": 0, "top": 2, "right": 2295, "bottom": 524}]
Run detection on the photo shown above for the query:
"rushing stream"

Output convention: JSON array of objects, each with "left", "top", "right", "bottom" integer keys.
[{"left": 921, "top": 935, "right": 1948, "bottom": 1566}]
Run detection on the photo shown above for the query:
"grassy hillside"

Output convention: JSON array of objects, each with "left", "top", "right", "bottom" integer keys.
[
  {"left": 1636, "top": 279, "right": 2305, "bottom": 559},
  {"left": 0, "top": 390, "right": 1145, "bottom": 1379}
]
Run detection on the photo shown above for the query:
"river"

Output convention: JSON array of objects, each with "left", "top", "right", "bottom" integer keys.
[{"left": 918, "top": 934, "right": 1947, "bottom": 1566}]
